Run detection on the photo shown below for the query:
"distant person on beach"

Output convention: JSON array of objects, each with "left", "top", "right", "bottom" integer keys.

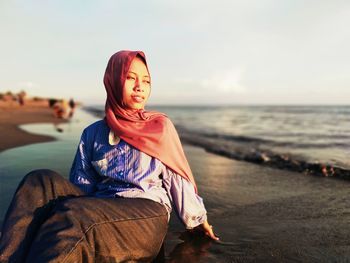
[
  {"left": 52, "top": 101, "right": 65, "bottom": 118},
  {"left": 68, "top": 98, "right": 76, "bottom": 118},
  {"left": 15, "top": 90, "right": 26, "bottom": 106},
  {"left": 52, "top": 99, "right": 70, "bottom": 119},
  {"left": 0, "top": 50, "right": 218, "bottom": 262}
]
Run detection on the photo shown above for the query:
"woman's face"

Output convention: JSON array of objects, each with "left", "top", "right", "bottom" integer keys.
[{"left": 122, "top": 57, "right": 151, "bottom": 110}]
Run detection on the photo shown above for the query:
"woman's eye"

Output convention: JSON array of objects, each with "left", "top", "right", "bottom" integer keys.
[
  {"left": 127, "top": 76, "right": 135, "bottom": 80},
  {"left": 143, "top": 80, "right": 150, "bottom": 84}
]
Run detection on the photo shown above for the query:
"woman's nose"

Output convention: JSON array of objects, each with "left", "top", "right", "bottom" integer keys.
[{"left": 134, "top": 81, "right": 143, "bottom": 92}]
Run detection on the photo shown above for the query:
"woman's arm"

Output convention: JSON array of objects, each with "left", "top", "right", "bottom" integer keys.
[
  {"left": 162, "top": 167, "right": 219, "bottom": 240},
  {"left": 69, "top": 129, "right": 100, "bottom": 194}
]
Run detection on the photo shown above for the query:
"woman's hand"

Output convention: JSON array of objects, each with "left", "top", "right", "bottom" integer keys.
[{"left": 194, "top": 220, "right": 219, "bottom": 241}]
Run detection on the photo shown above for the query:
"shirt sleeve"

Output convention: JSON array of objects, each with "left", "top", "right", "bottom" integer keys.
[
  {"left": 162, "top": 166, "right": 207, "bottom": 229},
  {"left": 69, "top": 129, "right": 100, "bottom": 194}
]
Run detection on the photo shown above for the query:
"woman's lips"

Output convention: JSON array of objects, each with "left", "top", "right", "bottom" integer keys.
[{"left": 131, "top": 95, "right": 144, "bottom": 103}]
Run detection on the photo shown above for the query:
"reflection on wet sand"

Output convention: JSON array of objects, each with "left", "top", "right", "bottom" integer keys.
[{"left": 161, "top": 231, "right": 213, "bottom": 262}]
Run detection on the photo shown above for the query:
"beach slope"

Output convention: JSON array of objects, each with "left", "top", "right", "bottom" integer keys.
[{"left": 0, "top": 103, "right": 65, "bottom": 153}]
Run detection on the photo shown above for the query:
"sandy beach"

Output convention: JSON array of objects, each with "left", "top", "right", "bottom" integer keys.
[
  {"left": 0, "top": 102, "right": 66, "bottom": 153},
  {"left": 0, "top": 108, "right": 349, "bottom": 262}
]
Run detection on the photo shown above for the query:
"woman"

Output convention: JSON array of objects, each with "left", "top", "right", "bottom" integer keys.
[{"left": 0, "top": 50, "right": 218, "bottom": 262}]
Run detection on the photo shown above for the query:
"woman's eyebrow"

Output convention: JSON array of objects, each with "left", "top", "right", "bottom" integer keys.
[{"left": 128, "top": 71, "right": 150, "bottom": 78}]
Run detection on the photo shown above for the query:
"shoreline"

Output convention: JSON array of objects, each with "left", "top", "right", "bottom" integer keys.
[
  {"left": 178, "top": 127, "right": 350, "bottom": 180},
  {"left": 0, "top": 103, "right": 66, "bottom": 153},
  {"left": 1, "top": 106, "right": 350, "bottom": 261},
  {"left": 2, "top": 104, "right": 349, "bottom": 182},
  {"left": 83, "top": 106, "right": 350, "bottom": 181}
]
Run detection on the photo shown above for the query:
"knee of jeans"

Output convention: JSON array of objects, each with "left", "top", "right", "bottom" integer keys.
[
  {"left": 54, "top": 197, "right": 84, "bottom": 215},
  {"left": 24, "top": 169, "right": 63, "bottom": 184}
]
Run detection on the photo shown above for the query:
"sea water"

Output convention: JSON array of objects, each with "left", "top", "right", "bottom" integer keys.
[{"left": 88, "top": 105, "right": 350, "bottom": 170}]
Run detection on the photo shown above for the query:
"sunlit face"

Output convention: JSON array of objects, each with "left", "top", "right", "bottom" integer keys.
[{"left": 122, "top": 56, "right": 151, "bottom": 110}]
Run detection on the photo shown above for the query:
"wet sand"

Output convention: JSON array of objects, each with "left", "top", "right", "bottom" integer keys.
[
  {"left": 0, "top": 103, "right": 66, "bottom": 153},
  {"left": 165, "top": 145, "right": 350, "bottom": 262}
]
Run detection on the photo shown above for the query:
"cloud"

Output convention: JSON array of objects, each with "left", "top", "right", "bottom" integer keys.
[
  {"left": 17, "top": 81, "right": 39, "bottom": 89},
  {"left": 200, "top": 68, "right": 246, "bottom": 93}
]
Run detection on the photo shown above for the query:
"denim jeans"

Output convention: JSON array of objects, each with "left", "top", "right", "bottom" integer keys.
[{"left": 0, "top": 169, "right": 168, "bottom": 262}]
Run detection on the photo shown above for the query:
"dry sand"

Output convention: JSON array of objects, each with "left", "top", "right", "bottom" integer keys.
[{"left": 0, "top": 102, "right": 66, "bottom": 153}]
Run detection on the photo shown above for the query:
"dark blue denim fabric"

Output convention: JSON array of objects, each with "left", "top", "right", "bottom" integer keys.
[{"left": 0, "top": 170, "right": 168, "bottom": 262}]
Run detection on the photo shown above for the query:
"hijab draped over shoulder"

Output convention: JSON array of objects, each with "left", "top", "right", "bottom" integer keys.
[{"left": 104, "top": 50, "right": 197, "bottom": 192}]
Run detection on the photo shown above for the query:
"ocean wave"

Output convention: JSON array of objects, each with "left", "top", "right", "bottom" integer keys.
[
  {"left": 176, "top": 125, "right": 350, "bottom": 149},
  {"left": 177, "top": 126, "right": 350, "bottom": 180}
]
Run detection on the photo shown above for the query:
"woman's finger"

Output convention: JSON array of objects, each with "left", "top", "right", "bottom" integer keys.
[{"left": 206, "top": 227, "right": 219, "bottom": 240}]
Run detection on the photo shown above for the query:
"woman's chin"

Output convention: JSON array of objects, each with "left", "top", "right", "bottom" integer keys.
[{"left": 126, "top": 104, "right": 145, "bottom": 110}]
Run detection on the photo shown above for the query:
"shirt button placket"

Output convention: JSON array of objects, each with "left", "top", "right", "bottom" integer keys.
[{"left": 118, "top": 143, "right": 126, "bottom": 180}]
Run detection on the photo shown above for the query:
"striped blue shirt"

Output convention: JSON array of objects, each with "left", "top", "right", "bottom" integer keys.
[{"left": 69, "top": 120, "right": 207, "bottom": 228}]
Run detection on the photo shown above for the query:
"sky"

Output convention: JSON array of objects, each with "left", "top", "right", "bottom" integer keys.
[{"left": 0, "top": 0, "right": 349, "bottom": 105}]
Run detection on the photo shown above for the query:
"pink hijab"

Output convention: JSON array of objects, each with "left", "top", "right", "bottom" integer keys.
[{"left": 104, "top": 50, "right": 197, "bottom": 192}]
